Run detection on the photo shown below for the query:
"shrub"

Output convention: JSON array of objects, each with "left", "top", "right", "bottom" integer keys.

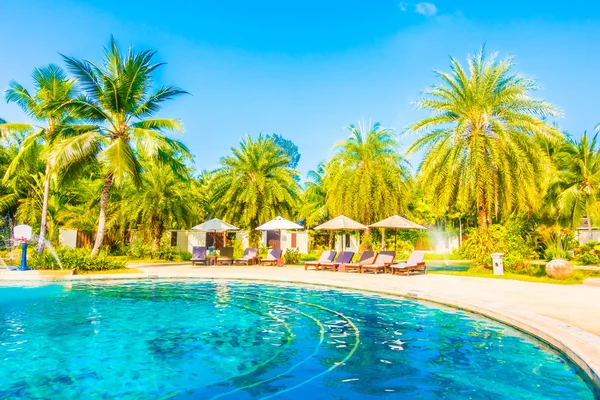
[
  {"left": 127, "top": 240, "right": 153, "bottom": 260},
  {"left": 178, "top": 251, "right": 192, "bottom": 261},
  {"left": 28, "top": 248, "right": 125, "bottom": 272},
  {"left": 283, "top": 248, "right": 300, "bottom": 265},
  {"left": 462, "top": 221, "right": 536, "bottom": 273},
  {"left": 300, "top": 252, "right": 320, "bottom": 262}
]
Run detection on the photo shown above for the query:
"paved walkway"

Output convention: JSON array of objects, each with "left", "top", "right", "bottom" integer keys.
[{"left": 2, "top": 264, "right": 599, "bottom": 387}]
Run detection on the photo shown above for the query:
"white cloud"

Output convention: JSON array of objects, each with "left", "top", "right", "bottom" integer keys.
[
  {"left": 399, "top": 2, "right": 408, "bottom": 11},
  {"left": 415, "top": 2, "right": 438, "bottom": 17}
]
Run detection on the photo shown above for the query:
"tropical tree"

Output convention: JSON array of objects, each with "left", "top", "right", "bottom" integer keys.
[
  {"left": 52, "top": 37, "right": 190, "bottom": 256},
  {"left": 548, "top": 133, "right": 600, "bottom": 239},
  {"left": 324, "top": 121, "right": 412, "bottom": 225},
  {"left": 211, "top": 134, "right": 300, "bottom": 246},
  {"left": 118, "top": 162, "right": 200, "bottom": 250},
  {"left": 409, "top": 48, "right": 562, "bottom": 230},
  {"left": 1, "top": 65, "right": 80, "bottom": 253},
  {"left": 301, "top": 162, "right": 328, "bottom": 227}
]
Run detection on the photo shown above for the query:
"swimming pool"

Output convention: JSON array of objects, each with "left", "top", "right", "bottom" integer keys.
[{"left": 0, "top": 280, "right": 597, "bottom": 399}]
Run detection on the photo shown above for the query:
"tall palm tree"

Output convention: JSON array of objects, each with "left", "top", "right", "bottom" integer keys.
[
  {"left": 118, "top": 162, "right": 199, "bottom": 250},
  {"left": 324, "top": 121, "right": 412, "bottom": 225},
  {"left": 549, "top": 133, "right": 600, "bottom": 238},
  {"left": 211, "top": 134, "right": 300, "bottom": 246},
  {"left": 1, "top": 65, "right": 79, "bottom": 253},
  {"left": 52, "top": 37, "right": 189, "bottom": 256},
  {"left": 409, "top": 48, "right": 562, "bottom": 230},
  {"left": 301, "top": 162, "right": 328, "bottom": 227}
]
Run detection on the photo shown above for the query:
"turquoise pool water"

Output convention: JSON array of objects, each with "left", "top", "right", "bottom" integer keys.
[{"left": 0, "top": 280, "right": 597, "bottom": 399}]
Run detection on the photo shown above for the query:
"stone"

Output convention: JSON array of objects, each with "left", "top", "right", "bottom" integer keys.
[{"left": 545, "top": 258, "right": 574, "bottom": 280}]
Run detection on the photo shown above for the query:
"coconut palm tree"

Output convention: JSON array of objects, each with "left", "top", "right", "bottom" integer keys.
[
  {"left": 1, "top": 65, "right": 80, "bottom": 253},
  {"left": 301, "top": 162, "right": 328, "bottom": 227},
  {"left": 409, "top": 48, "right": 562, "bottom": 230},
  {"left": 324, "top": 121, "right": 412, "bottom": 225},
  {"left": 549, "top": 133, "right": 600, "bottom": 238},
  {"left": 211, "top": 134, "right": 300, "bottom": 246},
  {"left": 118, "top": 162, "right": 199, "bottom": 250},
  {"left": 52, "top": 37, "right": 190, "bottom": 256}
]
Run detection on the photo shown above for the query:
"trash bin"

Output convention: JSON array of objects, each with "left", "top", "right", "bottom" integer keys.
[{"left": 491, "top": 253, "right": 504, "bottom": 275}]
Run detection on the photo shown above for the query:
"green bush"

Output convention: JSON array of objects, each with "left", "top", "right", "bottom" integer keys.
[
  {"left": 462, "top": 221, "right": 536, "bottom": 273},
  {"left": 574, "top": 242, "right": 600, "bottom": 265},
  {"left": 299, "top": 252, "right": 320, "bottom": 262},
  {"left": 283, "top": 248, "right": 300, "bottom": 265},
  {"left": 28, "top": 248, "right": 125, "bottom": 272},
  {"left": 127, "top": 240, "right": 153, "bottom": 259},
  {"left": 178, "top": 251, "right": 192, "bottom": 261}
]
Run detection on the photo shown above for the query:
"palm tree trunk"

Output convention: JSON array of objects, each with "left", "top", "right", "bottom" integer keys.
[
  {"left": 36, "top": 165, "right": 51, "bottom": 254},
  {"left": 587, "top": 212, "right": 593, "bottom": 242},
  {"left": 91, "top": 174, "right": 113, "bottom": 257},
  {"left": 152, "top": 221, "right": 162, "bottom": 251},
  {"left": 477, "top": 207, "right": 489, "bottom": 231}
]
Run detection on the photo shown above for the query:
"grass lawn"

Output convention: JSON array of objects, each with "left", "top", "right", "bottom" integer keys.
[{"left": 429, "top": 269, "right": 600, "bottom": 285}]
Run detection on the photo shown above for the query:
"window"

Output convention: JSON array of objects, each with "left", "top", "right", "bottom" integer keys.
[
  {"left": 171, "top": 231, "right": 178, "bottom": 247},
  {"left": 345, "top": 234, "right": 351, "bottom": 248}
]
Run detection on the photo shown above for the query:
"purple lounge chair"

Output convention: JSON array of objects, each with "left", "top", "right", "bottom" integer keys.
[
  {"left": 260, "top": 248, "right": 283, "bottom": 266},
  {"left": 320, "top": 251, "right": 355, "bottom": 272},
  {"left": 344, "top": 251, "right": 377, "bottom": 273},
  {"left": 360, "top": 252, "right": 395, "bottom": 274},
  {"left": 191, "top": 246, "right": 207, "bottom": 266},
  {"left": 234, "top": 248, "right": 259, "bottom": 265},
  {"left": 304, "top": 250, "right": 336, "bottom": 270}
]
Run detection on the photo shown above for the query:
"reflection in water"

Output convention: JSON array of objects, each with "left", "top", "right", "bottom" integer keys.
[{"left": 0, "top": 280, "right": 597, "bottom": 399}]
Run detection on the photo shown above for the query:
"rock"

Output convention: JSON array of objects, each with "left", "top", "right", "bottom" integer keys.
[{"left": 545, "top": 258, "right": 574, "bottom": 280}]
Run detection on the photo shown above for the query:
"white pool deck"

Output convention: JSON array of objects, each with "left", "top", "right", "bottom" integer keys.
[{"left": 2, "top": 264, "right": 600, "bottom": 388}]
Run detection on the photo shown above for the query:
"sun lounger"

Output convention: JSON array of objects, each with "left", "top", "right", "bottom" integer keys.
[
  {"left": 389, "top": 251, "right": 426, "bottom": 275},
  {"left": 234, "top": 248, "right": 259, "bottom": 265},
  {"left": 304, "top": 250, "right": 336, "bottom": 270},
  {"left": 344, "top": 251, "right": 376, "bottom": 273},
  {"left": 216, "top": 247, "right": 234, "bottom": 265},
  {"left": 319, "top": 251, "right": 354, "bottom": 272},
  {"left": 260, "top": 248, "right": 283, "bottom": 266},
  {"left": 360, "top": 252, "right": 395, "bottom": 274},
  {"left": 191, "top": 246, "right": 207, "bottom": 266}
]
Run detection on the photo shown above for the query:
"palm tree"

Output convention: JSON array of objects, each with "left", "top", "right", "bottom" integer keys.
[
  {"left": 324, "top": 121, "right": 412, "bottom": 225},
  {"left": 52, "top": 37, "right": 189, "bottom": 256},
  {"left": 409, "top": 48, "right": 562, "bottom": 230},
  {"left": 301, "top": 162, "right": 328, "bottom": 227},
  {"left": 211, "top": 134, "right": 300, "bottom": 246},
  {"left": 1, "top": 65, "right": 79, "bottom": 253},
  {"left": 118, "top": 162, "right": 199, "bottom": 250},
  {"left": 549, "top": 133, "right": 600, "bottom": 238}
]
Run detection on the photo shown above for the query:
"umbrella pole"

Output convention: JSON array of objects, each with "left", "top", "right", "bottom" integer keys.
[{"left": 395, "top": 228, "right": 397, "bottom": 254}]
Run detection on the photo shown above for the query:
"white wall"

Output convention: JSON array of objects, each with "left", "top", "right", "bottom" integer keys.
[
  {"left": 236, "top": 231, "right": 250, "bottom": 249},
  {"left": 577, "top": 230, "right": 600, "bottom": 245},
  {"left": 58, "top": 228, "right": 77, "bottom": 249},
  {"left": 187, "top": 231, "right": 206, "bottom": 253},
  {"left": 261, "top": 230, "right": 309, "bottom": 253},
  {"left": 334, "top": 233, "right": 360, "bottom": 254},
  {"left": 170, "top": 230, "right": 206, "bottom": 253}
]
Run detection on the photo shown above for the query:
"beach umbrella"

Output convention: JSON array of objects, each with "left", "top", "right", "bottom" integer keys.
[
  {"left": 369, "top": 215, "right": 427, "bottom": 252},
  {"left": 192, "top": 218, "right": 240, "bottom": 247},
  {"left": 256, "top": 216, "right": 304, "bottom": 249},
  {"left": 314, "top": 215, "right": 367, "bottom": 271}
]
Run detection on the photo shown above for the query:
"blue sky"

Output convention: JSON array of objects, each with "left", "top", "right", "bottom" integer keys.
[{"left": 1, "top": 0, "right": 599, "bottom": 177}]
